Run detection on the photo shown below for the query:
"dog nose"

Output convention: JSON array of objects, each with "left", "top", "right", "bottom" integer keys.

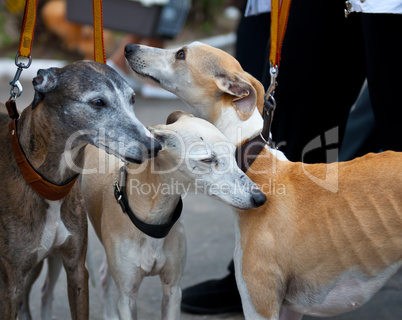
[
  {"left": 149, "top": 139, "right": 162, "bottom": 158},
  {"left": 251, "top": 186, "right": 267, "bottom": 207},
  {"left": 124, "top": 43, "right": 139, "bottom": 56}
]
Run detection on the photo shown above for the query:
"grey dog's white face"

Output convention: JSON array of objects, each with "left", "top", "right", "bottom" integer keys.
[{"left": 151, "top": 113, "right": 266, "bottom": 210}]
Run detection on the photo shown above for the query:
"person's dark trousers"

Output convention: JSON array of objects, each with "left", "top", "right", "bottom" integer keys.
[
  {"left": 361, "top": 13, "right": 402, "bottom": 152},
  {"left": 264, "top": 0, "right": 366, "bottom": 163},
  {"left": 264, "top": 3, "right": 402, "bottom": 163},
  {"left": 235, "top": 6, "right": 270, "bottom": 81},
  {"left": 339, "top": 86, "right": 381, "bottom": 161}
]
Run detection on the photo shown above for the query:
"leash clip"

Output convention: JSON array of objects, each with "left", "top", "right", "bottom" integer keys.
[
  {"left": 9, "top": 54, "right": 32, "bottom": 100},
  {"left": 260, "top": 62, "right": 278, "bottom": 148},
  {"left": 265, "top": 63, "right": 279, "bottom": 100},
  {"left": 114, "top": 164, "right": 128, "bottom": 212},
  {"left": 262, "top": 95, "right": 277, "bottom": 148},
  {"left": 113, "top": 182, "right": 126, "bottom": 213}
]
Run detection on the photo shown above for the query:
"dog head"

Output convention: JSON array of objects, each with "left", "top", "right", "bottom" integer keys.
[
  {"left": 149, "top": 111, "right": 266, "bottom": 210},
  {"left": 125, "top": 42, "right": 265, "bottom": 124},
  {"left": 32, "top": 61, "right": 161, "bottom": 164}
]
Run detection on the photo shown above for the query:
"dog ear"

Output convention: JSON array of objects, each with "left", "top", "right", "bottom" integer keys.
[
  {"left": 32, "top": 68, "right": 59, "bottom": 109},
  {"left": 215, "top": 72, "right": 258, "bottom": 121},
  {"left": 166, "top": 110, "right": 194, "bottom": 125},
  {"left": 237, "top": 72, "right": 265, "bottom": 115}
]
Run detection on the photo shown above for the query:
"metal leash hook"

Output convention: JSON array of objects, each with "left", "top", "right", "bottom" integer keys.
[
  {"left": 261, "top": 63, "right": 278, "bottom": 147},
  {"left": 265, "top": 63, "right": 278, "bottom": 100},
  {"left": 9, "top": 54, "right": 32, "bottom": 100}
]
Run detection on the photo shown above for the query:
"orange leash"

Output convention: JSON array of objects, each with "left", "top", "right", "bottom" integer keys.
[
  {"left": 18, "top": 0, "right": 37, "bottom": 59},
  {"left": 269, "top": 0, "right": 292, "bottom": 70},
  {"left": 266, "top": 0, "right": 292, "bottom": 98},
  {"left": 261, "top": 0, "right": 292, "bottom": 147},
  {"left": 8, "top": 0, "right": 36, "bottom": 101},
  {"left": 92, "top": 0, "right": 106, "bottom": 64},
  {"left": 8, "top": 0, "right": 106, "bottom": 103}
]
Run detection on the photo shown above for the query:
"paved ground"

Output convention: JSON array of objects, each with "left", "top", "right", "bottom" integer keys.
[{"left": 1, "top": 64, "right": 402, "bottom": 320}]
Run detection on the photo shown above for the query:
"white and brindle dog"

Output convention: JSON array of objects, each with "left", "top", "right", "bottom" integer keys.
[
  {"left": 125, "top": 42, "right": 402, "bottom": 320},
  {"left": 0, "top": 61, "right": 161, "bottom": 320},
  {"left": 35, "top": 111, "right": 267, "bottom": 320}
]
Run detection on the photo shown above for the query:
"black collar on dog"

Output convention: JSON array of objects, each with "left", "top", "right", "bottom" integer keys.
[{"left": 113, "top": 165, "right": 182, "bottom": 239}]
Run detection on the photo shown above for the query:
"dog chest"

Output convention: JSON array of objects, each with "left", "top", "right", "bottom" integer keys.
[
  {"left": 35, "top": 200, "right": 71, "bottom": 261},
  {"left": 285, "top": 263, "right": 402, "bottom": 317}
]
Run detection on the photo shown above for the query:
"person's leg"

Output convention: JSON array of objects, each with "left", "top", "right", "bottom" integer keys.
[
  {"left": 267, "top": 0, "right": 367, "bottom": 163},
  {"left": 339, "top": 85, "right": 381, "bottom": 161},
  {"left": 361, "top": 13, "right": 402, "bottom": 152}
]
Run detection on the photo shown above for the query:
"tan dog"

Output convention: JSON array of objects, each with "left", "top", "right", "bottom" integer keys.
[
  {"left": 125, "top": 42, "right": 402, "bottom": 320},
  {"left": 79, "top": 111, "right": 266, "bottom": 320}
]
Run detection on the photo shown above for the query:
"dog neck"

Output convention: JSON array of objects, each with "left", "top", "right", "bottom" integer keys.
[
  {"left": 17, "top": 105, "right": 85, "bottom": 185},
  {"left": 214, "top": 106, "right": 263, "bottom": 147},
  {"left": 125, "top": 160, "right": 183, "bottom": 226},
  {"left": 213, "top": 104, "right": 288, "bottom": 164}
]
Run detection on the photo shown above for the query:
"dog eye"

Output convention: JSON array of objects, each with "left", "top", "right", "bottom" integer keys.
[
  {"left": 131, "top": 94, "right": 136, "bottom": 104},
  {"left": 90, "top": 99, "right": 105, "bottom": 107},
  {"left": 175, "top": 49, "right": 185, "bottom": 60},
  {"left": 201, "top": 158, "right": 214, "bottom": 164}
]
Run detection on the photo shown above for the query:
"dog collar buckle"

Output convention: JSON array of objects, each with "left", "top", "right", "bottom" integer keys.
[{"left": 113, "top": 182, "right": 126, "bottom": 213}]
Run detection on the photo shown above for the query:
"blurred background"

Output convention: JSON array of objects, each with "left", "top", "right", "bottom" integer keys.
[{"left": 0, "top": 0, "right": 241, "bottom": 61}]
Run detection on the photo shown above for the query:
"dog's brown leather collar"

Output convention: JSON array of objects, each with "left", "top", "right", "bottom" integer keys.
[{"left": 8, "top": 119, "right": 79, "bottom": 201}]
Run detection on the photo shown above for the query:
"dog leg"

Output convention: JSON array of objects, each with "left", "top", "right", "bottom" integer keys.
[
  {"left": 63, "top": 253, "right": 89, "bottom": 320},
  {"left": 0, "top": 278, "right": 20, "bottom": 320},
  {"left": 41, "top": 256, "right": 63, "bottom": 320},
  {"left": 100, "top": 255, "right": 118, "bottom": 320},
  {"left": 160, "top": 237, "right": 185, "bottom": 320},
  {"left": 108, "top": 251, "right": 143, "bottom": 320},
  {"left": 115, "top": 269, "right": 142, "bottom": 320},
  {"left": 161, "top": 280, "right": 181, "bottom": 320},
  {"left": 18, "top": 261, "right": 44, "bottom": 320}
]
